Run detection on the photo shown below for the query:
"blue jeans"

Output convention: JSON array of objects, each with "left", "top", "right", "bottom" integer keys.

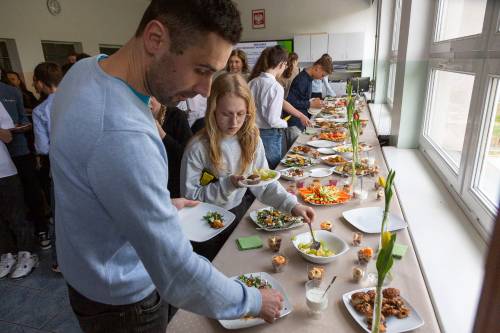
[{"left": 260, "top": 128, "right": 283, "bottom": 169}]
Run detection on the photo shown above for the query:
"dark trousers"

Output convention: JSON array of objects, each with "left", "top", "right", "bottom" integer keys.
[
  {"left": 68, "top": 284, "right": 169, "bottom": 333},
  {"left": 12, "top": 153, "right": 49, "bottom": 234},
  {"left": 0, "top": 175, "right": 34, "bottom": 253},
  {"left": 192, "top": 191, "right": 255, "bottom": 261}
]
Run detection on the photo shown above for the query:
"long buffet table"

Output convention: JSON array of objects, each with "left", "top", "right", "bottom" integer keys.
[{"left": 168, "top": 101, "right": 441, "bottom": 333}]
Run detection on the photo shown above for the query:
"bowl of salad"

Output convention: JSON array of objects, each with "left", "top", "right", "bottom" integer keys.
[{"left": 292, "top": 230, "right": 349, "bottom": 264}]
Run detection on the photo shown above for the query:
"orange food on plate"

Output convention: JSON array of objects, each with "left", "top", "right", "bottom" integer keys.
[
  {"left": 298, "top": 185, "right": 351, "bottom": 205},
  {"left": 319, "top": 131, "right": 347, "bottom": 142}
]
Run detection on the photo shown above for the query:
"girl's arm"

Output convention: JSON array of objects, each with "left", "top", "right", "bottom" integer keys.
[
  {"left": 282, "top": 101, "right": 312, "bottom": 127},
  {"left": 249, "top": 140, "right": 298, "bottom": 213}
]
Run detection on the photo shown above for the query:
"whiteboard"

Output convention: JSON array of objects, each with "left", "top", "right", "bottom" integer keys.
[{"left": 234, "top": 39, "right": 294, "bottom": 68}]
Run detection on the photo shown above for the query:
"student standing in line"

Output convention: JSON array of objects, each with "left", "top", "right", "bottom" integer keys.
[
  {"left": 5, "top": 71, "right": 40, "bottom": 111},
  {"left": 225, "top": 49, "right": 250, "bottom": 81},
  {"left": 50, "top": 1, "right": 285, "bottom": 331},
  {"left": 31, "top": 62, "right": 63, "bottom": 272},
  {"left": 311, "top": 54, "right": 336, "bottom": 99},
  {"left": 0, "top": 101, "right": 38, "bottom": 279},
  {"left": 286, "top": 54, "right": 334, "bottom": 131},
  {"left": 181, "top": 73, "right": 315, "bottom": 259},
  {"left": 278, "top": 52, "right": 299, "bottom": 98},
  {"left": 248, "top": 46, "right": 310, "bottom": 168},
  {"left": 0, "top": 81, "right": 51, "bottom": 250}
]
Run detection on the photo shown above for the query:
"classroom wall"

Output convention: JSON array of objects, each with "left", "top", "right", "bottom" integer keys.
[
  {"left": 0, "top": 0, "right": 376, "bottom": 87},
  {"left": 233, "top": 0, "right": 378, "bottom": 77},
  {"left": 0, "top": 0, "right": 148, "bottom": 87}
]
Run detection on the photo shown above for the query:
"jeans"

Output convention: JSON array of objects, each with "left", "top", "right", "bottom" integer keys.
[
  {"left": 12, "top": 154, "right": 50, "bottom": 234},
  {"left": 68, "top": 284, "right": 169, "bottom": 333},
  {"left": 259, "top": 128, "right": 284, "bottom": 169},
  {"left": 0, "top": 175, "right": 34, "bottom": 253}
]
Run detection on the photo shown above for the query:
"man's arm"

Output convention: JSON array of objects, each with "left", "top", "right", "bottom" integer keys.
[{"left": 87, "top": 131, "right": 261, "bottom": 319}]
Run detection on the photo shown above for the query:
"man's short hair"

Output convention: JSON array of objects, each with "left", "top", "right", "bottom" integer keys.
[
  {"left": 136, "top": 0, "right": 242, "bottom": 54},
  {"left": 313, "top": 54, "right": 333, "bottom": 75},
  {"left": 33, "top": 62, "right": 63, "bottom": 88}
]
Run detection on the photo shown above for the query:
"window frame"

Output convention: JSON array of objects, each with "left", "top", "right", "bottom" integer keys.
[
  {"left": 99, "top": 44, "right": 122, "bottom": 56},
  {"left": 419, "top": 0, "right": 500, "bottom": 238},
  {"left": 41, "top": 40, "right": 83, "bottom": 66}
]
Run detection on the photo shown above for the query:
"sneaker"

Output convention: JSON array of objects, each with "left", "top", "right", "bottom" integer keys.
[
  {"left": 10, "top": 251, "right": 38, "bottom": 279},
  {"left": 38, "top": 232, "right": 52, "bottom": 250},
  {"left": 0, "top": 253, "right": 17, "bottom": 279}
]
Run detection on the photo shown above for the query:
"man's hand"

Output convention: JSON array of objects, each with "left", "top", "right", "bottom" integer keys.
[
  {"left": 291, "top": 204, "right": 315, "bottom": 224},
  {"left": 0, "top": 128, "right": 13, "bottom": 143},
  {"left": 259, "top": 288, "right": 284, "bottom": 323},
  {"left": 230, "top": 175, "right": 245, "bottom": 188},
  {"left": 299, "top": 115, "right": 312, "bottom": 127},
  {"left": 171, "top": 198, "right": 199, "bottom": 210},
  {"left": 310, "top": 98, "right": 322, "bottom": 108}
]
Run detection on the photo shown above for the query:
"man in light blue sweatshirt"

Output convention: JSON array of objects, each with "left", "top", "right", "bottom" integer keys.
[{"left": 50, "top": 1, "right": 283, "bottom": 332}]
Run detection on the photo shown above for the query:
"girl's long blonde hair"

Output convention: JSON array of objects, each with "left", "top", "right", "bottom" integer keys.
[{"left": 200, "top": 73, "right": 259, "bottom": 175}]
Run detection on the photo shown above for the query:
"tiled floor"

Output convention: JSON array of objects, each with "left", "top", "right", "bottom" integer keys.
[{"left": 0, "top": 250, "right": 82, "bottom": 333}]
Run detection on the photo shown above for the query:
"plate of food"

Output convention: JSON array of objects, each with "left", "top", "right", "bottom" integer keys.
[
  {"left": 219, "top": 272, "right": 293, "bottom": 329},
  {"left": 306, "top": 140, "right": 336, "bottom": 148},
  {"left": 290, "top": 145, "right": 320, "bottom": 158},
  {"left": 249, "top": 207, "right": 304, "bottom": 231},
  {"left": 342, "top": 287, "right": 424, "bottom": 333},
  {"left": 177, "top": 203, "right": 235, "bottom": 242},
  {"left": 320, "top": 155, "right": 350, "bottom": 166},
  {"left": 342, "top": 207, "right": 407, "bottom": 233},
  {"left": 331, "top": 162, "right": 379, "bottom": 177},
  {"left": 281, "top": 154, "right": 318, "bottom": 168},
  {"left": 292, "top": 230, "right": 349, "bottom": 264},
  {"left": 238, "top": 169, "right": 281, "bottom": 187},
  {"left": 318, "top": 131, "right": 347, "bottom": 142},
  {"left": 298, "top": 184, "right": 351, "bottom": 205},
  {"left": 280, "top": 167, "right": 311, "bottom": 181}
]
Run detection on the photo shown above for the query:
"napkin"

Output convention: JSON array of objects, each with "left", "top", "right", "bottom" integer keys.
[
  {"left": 236, "top": 235, "right": 263, "bottom": 251},
  {"left": 392, "top": 243, "right": 408, "bottom": 259}
]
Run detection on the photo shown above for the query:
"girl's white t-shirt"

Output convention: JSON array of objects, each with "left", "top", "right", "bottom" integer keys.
[{"left": 0, "top": 101, "right": 17, "bottom": 178}]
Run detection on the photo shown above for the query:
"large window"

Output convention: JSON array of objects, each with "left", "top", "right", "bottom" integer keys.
[
  {"left": 421, "top": 0, "right": 500, "bottom": 236},
  {"left": 435, "top": 0, "right": 487, "bottom": 41},
  {"left": 424, "top": 70, "right": 475, "bottom": 170},
  {"left": 386, "top": 0, "right": 402, "bottom": 105},
  {"left": 42, "top": 41, "right": 82, "bottom": 66}
]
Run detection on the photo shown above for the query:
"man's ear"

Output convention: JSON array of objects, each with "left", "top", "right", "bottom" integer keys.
[{"left": 142, "top": 19, "right": 170, "bottom": 57}]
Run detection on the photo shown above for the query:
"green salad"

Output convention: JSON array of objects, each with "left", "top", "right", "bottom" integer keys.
[
  {"left": 256, "top": 208, "right": 303, "bottom": 229},
  {"left": 238, "top": 274, "right": 272, "bottom": 289}
]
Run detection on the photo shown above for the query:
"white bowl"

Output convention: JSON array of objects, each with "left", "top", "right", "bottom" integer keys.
[{"left": 292, "top": 230, "right": 349, "bottom": 264}]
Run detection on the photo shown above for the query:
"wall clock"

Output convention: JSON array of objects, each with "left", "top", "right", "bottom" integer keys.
[{"left": 47, "top": 0, "right": 61, "bottom": 16}]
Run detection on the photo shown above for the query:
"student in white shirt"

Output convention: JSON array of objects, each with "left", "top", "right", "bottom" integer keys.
[
  {"left": 248, "top": 46, "right": 311, "bottom": 168},
  {"left": 181, "top": 73, "right": 315, "bottom": 258},
  {"left": 0, "top": 101, "right": 37, "bottom": 279}
]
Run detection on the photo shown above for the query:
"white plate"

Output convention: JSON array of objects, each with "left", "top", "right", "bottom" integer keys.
[
  {"left": 308, "top": 108, "right": 322, "bottom": 115},
  {"left": 177, "top": 203, "right": 236, "bottom": 242},
  {"left": 307, "top": 140, "right": 336, "bottom": 148},
  {"left": 342, "top": 287, "right": 424, "bottom": 333},
  {"left": 317, "top": 147, "right": 337, "bottom": 155},
  {"left": 342, "top": 207, "right": 407, "bottom": 233},
  {"left": 238, "top": 171, "right": 281, "bottom": 188},
  {"left": 310, "top": 167, "right": 333, "bottom": 178},
  {"left": 219, "top": 272, "right": 293, "bottom": 329},
  {"left": 249, "top": 207, "right": 304, "bottom": 231},
  {"left": 280, "top": 167, "right": 311, "bottom": 181}
]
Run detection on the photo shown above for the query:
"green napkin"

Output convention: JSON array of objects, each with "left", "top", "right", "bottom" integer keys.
[
  {"left": 236, "top": 235, "right": 263, "bottom": 251},
  {"left": 392, "top": 243, "right": 408, "bottom": 259}
]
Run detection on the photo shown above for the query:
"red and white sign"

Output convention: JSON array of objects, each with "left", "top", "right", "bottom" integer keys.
[{"left": 252, "top": 9, "right": 265, "bottom": 29}]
